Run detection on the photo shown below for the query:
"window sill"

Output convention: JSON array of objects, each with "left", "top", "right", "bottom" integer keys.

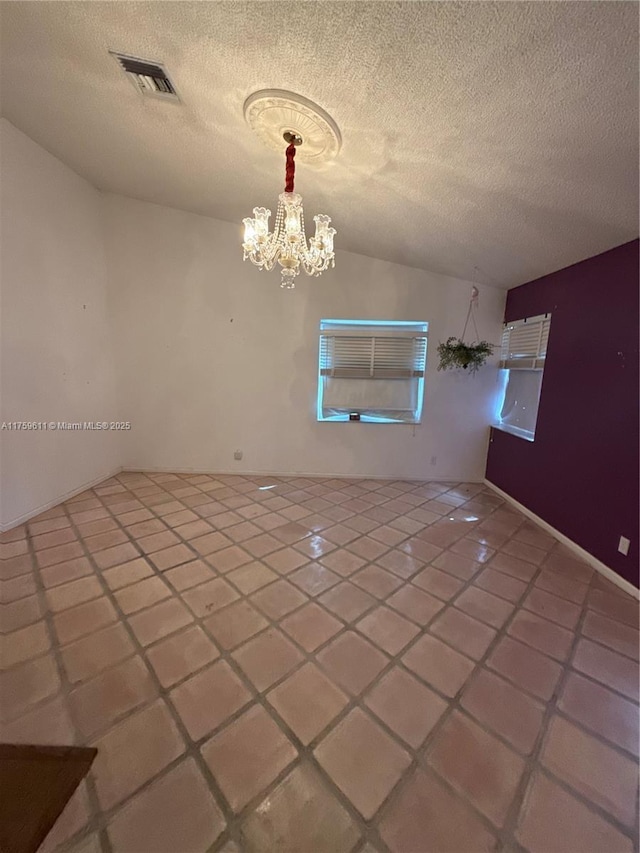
[
  {"left": 492, "top": 423, "right": 535, "bottom": 442},
  {"left": 318, "top": 415, "right": 419, "bottom": 424}
]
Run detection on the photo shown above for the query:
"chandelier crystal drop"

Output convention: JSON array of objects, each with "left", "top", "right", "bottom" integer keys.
[{"left": 242, "top": 136, "right": 336, "bottom": 289}]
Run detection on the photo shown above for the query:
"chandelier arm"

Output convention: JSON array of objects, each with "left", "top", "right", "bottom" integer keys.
[
  {"left": 242, "top": 142, "right": 336, "bottom": 285},
  {"left": 284, "top": 143, "right": 296, "bottom": 193}
]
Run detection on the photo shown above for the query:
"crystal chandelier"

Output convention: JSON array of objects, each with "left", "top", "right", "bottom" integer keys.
[{"left": 242, "top": 132, "right": 336, "bottom": 289}]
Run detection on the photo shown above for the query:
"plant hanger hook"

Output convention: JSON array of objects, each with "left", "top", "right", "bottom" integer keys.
[{"left": 461, "top": 286, "right": 481, "bottom": 343}]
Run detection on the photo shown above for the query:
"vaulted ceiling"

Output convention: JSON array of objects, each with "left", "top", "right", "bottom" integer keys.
[{"left": 1, "top": 1, "right": 638, "bottom": 287}]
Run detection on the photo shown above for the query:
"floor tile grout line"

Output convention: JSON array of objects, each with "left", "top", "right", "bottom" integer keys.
[
  {"left": 7, "top": 554, "right": 637, "bottom": 768},
  {"left": 548, "top": 702, "right": 640, "bottom": 760},
  {"left": 499, "top": 564, "right": 638, "bottom": 846},
  {"left": 6, "top": 472, "right": 638, "bottom": 853},
  {"left": 35, "top": 486, "right": 632, "bottom": 792},
  {"left": 95, "top": 476, "right": 438, "bottom": 848},
  {"left": 14, "top": 472, "right": 591, "bottom": 601},
  {"left": 574, "top": 614, "right": 640, "bottom": 663},
  {"left": 140, "top": 476, "right": 431, "bottom": 852},
  {"left": 217, "top": 484, "right": 541, "bottom": 846},
  {"left": 494, "top": 564, "right": 640, "bottom": 837},
  {"left": 8, "top": 477, "right": 637, "bottom": 752},
  {"left": 87, "top": 476, "right": 401, "bottom": 851},
  {"left": 369, "top": 531, "right": 553, "bottom": 850},
  {"left": 130, "top": 485, "right": 487, "bottom": 695},
  {"left": 99, "top": 477, "right": 460, "bottom": 651},
  {"left": 8, "top": 493, "right": 637, "bottom": 747},
  {"left": 497, "top": 581, "right": 591, "bottom": 846},
  {"left": 94, "top": 473, "right": 519, "bottom": 849},
  {"left": 373, "top": 517, "right": 636, "bottom": 848},
  {"left": 56, "top": 499, "right": 263, "bottom": 853},
  {"left": 352, "top": 497, "right": 554, "bottom": 844},
  {"left": 10, "top": 538, "right": 637, "bottom": 678},
  {"left": 21, "top": 512, "right": 108, "bottom": 853},
  {"left": 99, "top": 480, "right": 375, "bottom": 851},
  {"left": 450, "top": 540, "right": 640, "bottom": 670}
]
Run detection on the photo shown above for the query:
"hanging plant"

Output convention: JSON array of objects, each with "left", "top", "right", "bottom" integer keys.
[
  {"left": 437, "top": 286, "right": 495, "bottom": 374},
  {"left": 436, "top": 337, "right": 494, "bottom": 373}
]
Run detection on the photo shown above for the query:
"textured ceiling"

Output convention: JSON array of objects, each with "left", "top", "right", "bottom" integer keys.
[{"left": 1, "top": 1, "right": 638, "bottom": 288}]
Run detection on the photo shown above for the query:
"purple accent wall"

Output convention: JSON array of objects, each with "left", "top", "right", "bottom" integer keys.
[{"left": 486, "top": 240, "right": 639, "bottom": 587}]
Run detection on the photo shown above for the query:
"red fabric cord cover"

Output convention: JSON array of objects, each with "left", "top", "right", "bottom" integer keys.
[{"left": 284, "top": 142, "right": 296, "bottom": 193}]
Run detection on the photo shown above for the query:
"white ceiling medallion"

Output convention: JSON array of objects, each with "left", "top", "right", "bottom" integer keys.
[
  {"left": 243, "top": 89, "right": 341, "bottom": 164},
  {"left": 241, "top": 91, "right": 339, "bottom": 289}
]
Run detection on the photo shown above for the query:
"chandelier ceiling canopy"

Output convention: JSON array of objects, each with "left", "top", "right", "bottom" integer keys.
[{"left": 241, "top": 90, "right": 340, "bottom": 289}]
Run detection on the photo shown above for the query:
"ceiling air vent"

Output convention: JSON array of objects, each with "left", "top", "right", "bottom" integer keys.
[{"left": 111, "top": 52, "right": 179, "bottom": 101}]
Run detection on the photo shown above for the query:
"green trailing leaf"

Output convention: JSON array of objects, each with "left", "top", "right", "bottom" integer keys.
[{"left": 436, "top": 337, "right": 494, "bottom": 374}]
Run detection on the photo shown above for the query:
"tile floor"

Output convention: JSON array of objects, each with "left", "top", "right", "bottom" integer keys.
[{"left": 1, "top": 472, "right": 638, "bottom": 853}]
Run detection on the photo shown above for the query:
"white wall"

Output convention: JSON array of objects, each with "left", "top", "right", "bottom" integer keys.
[
  {"left": 104, "top": 194, "right": 505, "bottom": 481},
  {"left": 0, "top": 119, "right": 506, "bottom": 529},
  {"left": 0, "top": 119, "right": 120, "bottom": 528}
]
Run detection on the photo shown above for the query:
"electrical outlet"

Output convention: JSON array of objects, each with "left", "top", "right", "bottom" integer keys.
[
  {"left": 618, "top": 536, "right": 630, "bottom": 556},
  {"left": 234, "top": 450, "right": 243, "bottom": 461},
  {"left": 430, "top": 455, "right": 437, "bottom": 466}
]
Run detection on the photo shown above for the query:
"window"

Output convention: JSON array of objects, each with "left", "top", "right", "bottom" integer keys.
[
  {"left": 495, "top": 313, "right": 551, "bottom": 441},
  {"left": 317, "top": 320, "right": 428, "bottom": 423}
]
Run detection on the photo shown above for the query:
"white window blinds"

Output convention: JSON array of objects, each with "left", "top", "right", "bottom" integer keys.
[
  {"left": 319, "top": 331, "right": 427, "bottom": 379},
  {"left": 499, "top": 314, "right": 551, "bottom": 370},
  {"left": 318, "top": 320, "right": 428, "bottom": 423}
]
